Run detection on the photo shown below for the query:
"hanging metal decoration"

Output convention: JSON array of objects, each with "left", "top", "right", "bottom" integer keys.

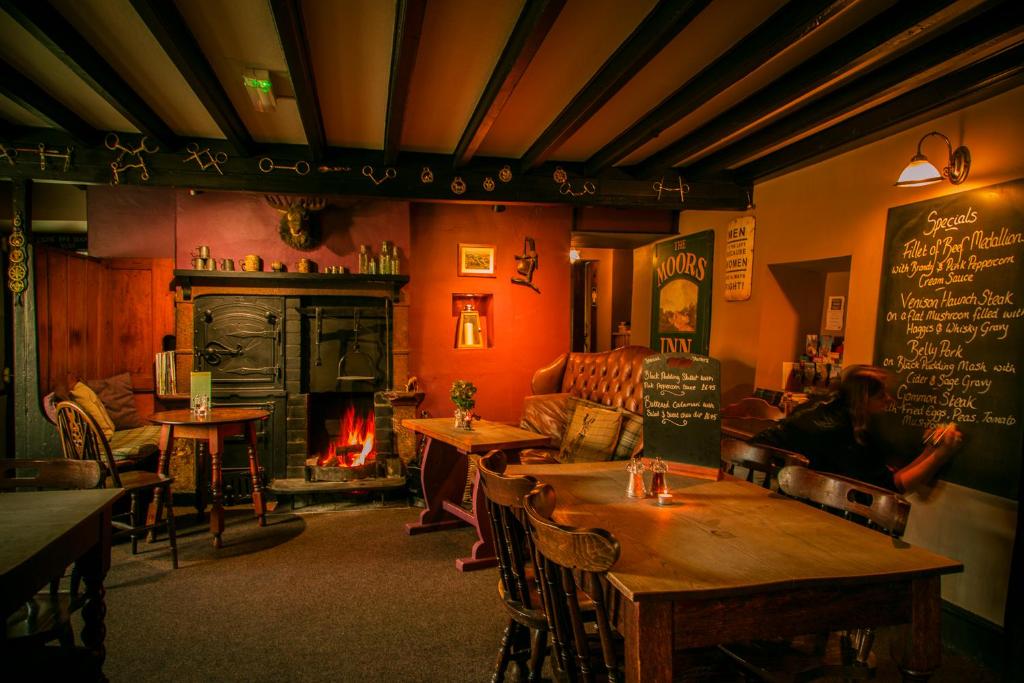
[
  {"left": 258, "top": 157, "right": 310, "bottom": 175},
  {"left": 106, "top": 133, "right": 158, "bottom": 184},
  {"left": 483, "top": 176, "right": 496, "bottom": 192},
  {"left": 498, "top": 165, "right": 513, "bottom": 183},
  {"left": 552, "top": 165, "right": 596, "bottom": 197},
  {"left": 183, "top": 142, "right": 228, "bottom": 174},
  {"left": 362, "top": 165, "right": 397, "bottom": 185},
  {"left": 0, "top": 142, "right": 74, "bottom": 172},
  {"left": 420, "top": 166, "right": 434, "bottom": 183},
  {"left": 318, "top": 164, "right": 351, "bottom": 173},
  {"left": 653, "top": 175, "right": 689, "bottom": 203},
  {"left": 451, "top": 176, "right": 467, "bottom": 195},
  {"left": 8, "top": 211, "right": 27, "bottom": 305},
  {"left": 552, "top": 167, "right": 568, "bottom": 184}
]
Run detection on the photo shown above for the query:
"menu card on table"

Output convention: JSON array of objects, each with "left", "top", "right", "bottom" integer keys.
[{"left": 641, "top": 353, "right": 721, "bottom": 468}]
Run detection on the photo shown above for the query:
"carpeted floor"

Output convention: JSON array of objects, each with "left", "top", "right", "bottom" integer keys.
[{"left": 77, "top": 503, "right": 997, "bottom": 683}]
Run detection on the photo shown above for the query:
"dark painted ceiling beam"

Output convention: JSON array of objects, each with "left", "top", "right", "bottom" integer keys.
[
  {"left": 130, "top": 0, "right": 255, "bottom": 156},
  {"left": 632, "top": 0, "right": 975, "bottom": 178},
  {"left": 269, "top": 0, "right": 326, "bottom": 163},
  {"left": 685, "top": 5, "right": 1024, "bottom": 177},
  {"left": 519, "top": 0, "right": 709, "bottom": 171},
  {"left": 584, "top": 0, "right": 855, "bottom": 176},
  {"left": 0, "top": 128, "right": 750, "bottom": 211},
  {"left": 383, "top": 0, "right": 426, "bottom": 165},
  {"left": 0, "top": 57, "right": 98, "bottom": 143},
  {"left": 733, "top": 43, "right": 1024, "bottom": 183},
  {"left": 0, "top": 0, "right": 178, "bottom": 148},
  {"left": 453, "top": 0, "right": 565, "bottom": 168}
]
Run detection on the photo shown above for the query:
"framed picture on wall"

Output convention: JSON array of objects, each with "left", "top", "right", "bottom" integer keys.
[{"left": 458, "top": 243, "right": 496, "bottom": 277}]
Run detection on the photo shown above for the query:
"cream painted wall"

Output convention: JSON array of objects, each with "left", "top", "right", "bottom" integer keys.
[{"left": 633, "top": 85, "right": 1024, "bottom": 624}]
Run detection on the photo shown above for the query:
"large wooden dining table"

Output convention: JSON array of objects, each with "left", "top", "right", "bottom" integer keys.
[{"left": 507, "top": 462, "right": 963, "bottom": 683}]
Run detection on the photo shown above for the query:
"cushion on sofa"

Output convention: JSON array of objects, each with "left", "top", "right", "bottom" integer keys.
[
  {"left": 70, "top": 382, "right": 116, "bottom": 440},
  {"left": 86, "top": 372, "right": 145, "bottom": 430},
  {"left": 519, "top": 392, "right": 572, "bottom": 442},
  {"left": 558, "top": 397, "right": 623, "bottom": 463},
  {"left": 613, "top": 410, "right": 643, "bottom": 460},
  {"left": 108, "top": 425, "right": 162, "bottom": 462}
]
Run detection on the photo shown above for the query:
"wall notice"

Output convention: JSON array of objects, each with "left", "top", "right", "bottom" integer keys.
[
  {"left": 724, "top": 216, "right": 755, "bottom": 301},
  {"left": 642, "top": 353, "right": 721, "bottom": 469},
  {"left": 650, "top": 231, "right": 714, "bottom": 355},
  {"left": 874, "top": 179, "right": 1024, "bottom": 500}
]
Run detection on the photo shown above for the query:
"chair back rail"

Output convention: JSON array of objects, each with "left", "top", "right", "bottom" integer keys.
[
  {"left": 0, "top": 458, "right": 103, "bottom": 490},
  {"left": 721, "top": 396, "right": 784, "bottom": 420},
  {"left": 720, "top": 438, "right": 810, "bottom": 489},
  {"left": 54, "top": 401, "right": 123, "bottom": 487},
  {"left": 777, "top": 465, "right": 911, "bottom": 537},
  {"left": 525, "top": 483, "right": 622, "bottom": 682}
]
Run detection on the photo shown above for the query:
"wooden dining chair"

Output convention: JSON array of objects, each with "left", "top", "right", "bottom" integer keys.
[
  {"left": 1, "top": 458, "right": 104, "bottom": 651},
  {"left": 720, "top": 466, "right": 912, "bottom": 681},
  {"left": 523, "top": 482, "right": 622, "bottom": 682},
  {"left": 477, "top": 450, "right": 549, "bottom": 682},
  {"left": 719, "top": 438, "right": 810, "bottom": 489},
  {"left": 721, "top": 396, "right": 785, "bottom": 420},
  {"left": 55, "top": 401, "right": 179, "bottom": 568}
]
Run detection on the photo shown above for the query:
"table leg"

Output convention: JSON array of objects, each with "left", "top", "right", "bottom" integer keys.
[
  {"left": 246, "top": 421, "right": 266, "bottom": 527},
  {"left": 622, "top": 599, "right": 673, "bottom": 683},
  {"left": 898, "top": 576, "right": 942, "bottom": 682},
  {"left": 404, "top": 437, "right": 469, "bottom": 535},
  {"left": 209, "top": 429, "right": 225, "bottom": 548},
  {"left": 455, "top": 465, "right": 497, "bottom": 571},
  {"left": 194, "top": 440, "right": 208, "bottom": 522},
  {"left": 79, "top": 507, "right": 112, "bottom": 682},
  {"left": 146, "top": 425, "right": 174, "bottom": 541}
]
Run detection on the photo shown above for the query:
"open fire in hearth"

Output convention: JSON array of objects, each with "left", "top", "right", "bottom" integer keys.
[{"left": 305, "top": 404, "right": 377, "bottom": 482}]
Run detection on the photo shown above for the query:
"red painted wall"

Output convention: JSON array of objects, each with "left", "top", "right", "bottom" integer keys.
[{"left": 408, "top": 204, "right": 571, "bottom": 424}]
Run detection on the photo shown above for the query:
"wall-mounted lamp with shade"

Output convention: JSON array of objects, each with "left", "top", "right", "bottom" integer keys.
[{"left": 895, "top": 131, "right": 970, "bottom": 187}]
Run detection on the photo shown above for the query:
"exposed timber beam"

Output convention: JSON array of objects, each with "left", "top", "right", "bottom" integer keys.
[
  {"left": 633, "top": 0, "right": 979, "bottom": 177},
  {"left": 130, "top": 0, "right": 255, "bottom": 156},
  {"left": 270, "top": 0, "right": 326, "bottom": 163},
  {"left": 453, "top": 0, "right": 565, "bottom": 168},
  {"left": 520, "top": 0, "right": 709, "bottom": 171},
  {"left": 0, "top": 129, "right": 749, "bottom": 211},
  {"left": 686, "top": 6, "right": 1024, "bottom": 177},
  {"left": 383, "top": 0, "right": 426, "bottom": 165},
  {"left": 0, "top": 57, "right": 99, "bottom": 143},
  {"left": 584, "top": 0, "right": 855, "bottom": 176},
  {"left": 0, "top": 0, "right": 178, "bottom": 148},
  {"left": 733, "top": 44, "right": 1024, "bottom": 183}
]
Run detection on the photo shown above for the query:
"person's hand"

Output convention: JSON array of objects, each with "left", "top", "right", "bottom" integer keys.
[{"left": 935, "top": 424, "right": 963, "bottom": 460}]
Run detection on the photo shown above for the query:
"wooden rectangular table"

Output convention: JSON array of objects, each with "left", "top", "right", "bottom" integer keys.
[
  {"left": 403, "top": 417, "right": 552, "bottom": 571},
  {"left": 508, "top": 462, "right": 963, "bottom": 683},
  {"left": 0, "top": 488, "right": 123, "bottom": 679}
]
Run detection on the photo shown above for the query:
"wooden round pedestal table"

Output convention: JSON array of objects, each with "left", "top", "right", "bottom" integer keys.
[{"left": 148, "top": 408, "right": 270, "bottom": 548}]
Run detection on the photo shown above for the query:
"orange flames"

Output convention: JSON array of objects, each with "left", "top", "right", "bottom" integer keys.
[{"left": 317, "top": 406, "right": 375, "bottom": 467}]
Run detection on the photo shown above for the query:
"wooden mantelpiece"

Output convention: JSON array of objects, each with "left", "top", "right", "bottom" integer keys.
[{"left": 172, "top": 270, "right": 409, "bottom": 301}]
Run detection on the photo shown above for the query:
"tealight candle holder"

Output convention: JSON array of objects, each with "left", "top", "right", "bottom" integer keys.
[{"left": 656, "top": 492, "right": 675, "bottom": 506}]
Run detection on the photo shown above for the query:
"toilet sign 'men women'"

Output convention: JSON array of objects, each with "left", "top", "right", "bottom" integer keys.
[
  {"left": 650, "top": 231, "right": 714, "bottom": 355},
  {"left": 724, "top": 216, "right": 755, "bottom": 301}
]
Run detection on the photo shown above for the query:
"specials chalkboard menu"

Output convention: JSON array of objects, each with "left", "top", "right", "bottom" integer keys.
[
  {"left": 874, "top": 179, "right": 1024, "bottom": 500},
  {"left": 650, "top": 231, "right": 714, "bottom": 354},
  {"left": 642, "top": 353, "right": 721, "bottom": 468}
]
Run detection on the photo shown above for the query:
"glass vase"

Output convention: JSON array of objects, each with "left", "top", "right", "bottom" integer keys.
[{"left": 453, "top": 407, "right": 473, "bottom": 431}]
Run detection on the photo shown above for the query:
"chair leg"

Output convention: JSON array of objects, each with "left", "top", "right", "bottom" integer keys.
[
  {"left": 493, "top": 620, "right": 518, "bottom": 683},
  {"left": 527, "top": 627, "right": 548, "bottom": 682},
  {"left": 165, "top": 484, "right": 179, "bottom": 569},
  {"left": 130, "top": 492, "right": 140, "bottom": 555}
]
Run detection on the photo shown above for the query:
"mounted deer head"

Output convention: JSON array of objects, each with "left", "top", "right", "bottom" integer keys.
[{"left": 264, "top": 195, "right": 328, "bottom": 250}]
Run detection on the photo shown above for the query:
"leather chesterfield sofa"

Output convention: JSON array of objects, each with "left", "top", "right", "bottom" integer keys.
[{"left": 518, "top": 345, "right": 655, "bottom": 461}]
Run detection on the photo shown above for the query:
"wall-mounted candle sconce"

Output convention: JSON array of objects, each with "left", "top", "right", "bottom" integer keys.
[
  {"left": 456, "top": 303, "right": 483, "bottom": 349},
  {"left": 452, "top": 294, "right": 492, "bottom": 349},
  {"left": 895, "top": 131, "right": 970, "bottom": 187}
]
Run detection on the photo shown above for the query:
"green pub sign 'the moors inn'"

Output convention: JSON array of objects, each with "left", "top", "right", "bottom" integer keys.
[{"left": 650, "top": 231, "right": 714, "bottom": 355}]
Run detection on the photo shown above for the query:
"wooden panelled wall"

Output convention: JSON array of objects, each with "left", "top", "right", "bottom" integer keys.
[{"left": 34, "top": 246, "right": 175, "bottom": 417}]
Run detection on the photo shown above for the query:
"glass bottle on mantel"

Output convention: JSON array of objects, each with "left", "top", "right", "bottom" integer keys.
[
  {"left": 379, "top": 241, "right": 391, "bottom": 275},
  {"left": 390, "top": 245, "right": 400, "bottom": 274},
  {"left": 358, "top": 244, "right": 370, "bottom": 274}
]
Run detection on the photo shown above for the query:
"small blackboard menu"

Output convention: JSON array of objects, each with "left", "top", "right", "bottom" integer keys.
[
  {"left": 874, "top": 179, "right": 1024, "bottom": 500},
  {"left": 642, "top": 353, "right": 721, "bottom": 468}
]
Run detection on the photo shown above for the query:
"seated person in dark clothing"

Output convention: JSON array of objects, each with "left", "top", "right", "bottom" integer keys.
[{"left": 752, "top": 365, "right": 962, "bottom": 493}]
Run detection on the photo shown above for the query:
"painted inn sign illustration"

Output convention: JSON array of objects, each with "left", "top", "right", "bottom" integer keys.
[{"left": 650, "top": 231, "right": 714, "bottom": 355}]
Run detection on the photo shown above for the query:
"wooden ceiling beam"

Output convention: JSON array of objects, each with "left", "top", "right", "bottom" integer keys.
[
  {"left": 633, "top": 0, "right": 974, "bottom": 178},
  {"left": 519, "top": 0, "right": 709, "bottom": 171},
  {"left": 584, "top": 0, "right": 854, "bottom": 176},
  {"left": 130, "top": 0, "right": 255, "bottom": 156},
  {"left": 0, "top": 57, "right": 99, "bottom": 143},
  {"left": 685, "top": 6, "right": 1024, "bottom": 177},
  {"left": 383, "top": 0, "right": 426, "bottom": 165},
  {"left": 733, "top": 43, "right": 1024, "bottom": 183},
  {"left": 269, "top": 0, "right": 326, "bottom": 163},
  {"left": 453, "top": 0, "right": 565, "bottom": 168},
  {"left": 0, "top": 0, "right": 178, "bottom": 148}
]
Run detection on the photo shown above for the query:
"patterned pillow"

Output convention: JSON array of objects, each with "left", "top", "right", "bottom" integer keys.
[
  {"left": 558, "top": 398, "right": 623, "bottom": 463},
  {"left": 70, "top": 381, "right": 116, "bottom": 440},
  {"left": 613, "top": 410, "right": 643, "bottom": 460},
  {"left": 87, "top": 372, "right": 144, "bottom": 430}
]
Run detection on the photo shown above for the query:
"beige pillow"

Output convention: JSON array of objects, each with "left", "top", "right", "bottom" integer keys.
[
  {"left": 70, "top": 381, "right": 116, "bottom": 440},
  {"left": 559, "top": 398, "right": 623, "bottom": 463},
  {"left": 614, "top": 410, "right": 643, "bottom": 460}
]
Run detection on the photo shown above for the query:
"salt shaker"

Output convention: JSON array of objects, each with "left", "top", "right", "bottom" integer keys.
[{"left": 626, "top": 456, "right": 647, "bottom": 498}]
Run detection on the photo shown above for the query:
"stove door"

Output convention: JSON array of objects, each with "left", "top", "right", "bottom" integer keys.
[{"left": 194, "top": 295, "right": 284, "bottom": 391}]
